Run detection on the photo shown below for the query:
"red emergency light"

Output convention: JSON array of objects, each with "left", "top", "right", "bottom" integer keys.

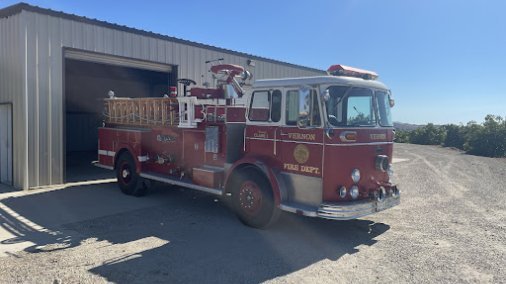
[
  {"left": 169, "top": 86, "right": 177, "bottom": 97},
  {"left": 327, "top": 64, "right": 378, "bottom": 80}
]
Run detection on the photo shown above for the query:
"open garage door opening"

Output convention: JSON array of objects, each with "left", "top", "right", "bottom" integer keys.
[{"left": 64, "top": 55, "right": 176, "bottom": 183}]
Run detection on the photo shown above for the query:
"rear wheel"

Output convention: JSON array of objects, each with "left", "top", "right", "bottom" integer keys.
[
  {"left": 116, "top": 152, "right": 147, "bottom": 197},
  {"left": 232, "top": 169, "right": 279, "bottom": 229}
]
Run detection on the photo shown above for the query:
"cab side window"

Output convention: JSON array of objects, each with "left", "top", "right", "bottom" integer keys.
[
  {"left": 271, "top": 90, "right": 282, "bottom": 122},
  {"left": 248, "top": 90, "right": 282, "bottom": 122},
  {"left": 286, "top": 90, "right": 299, "bottom": 125},
  {"left": 286, "top": 89, "right": 321, "bottom": 127}
]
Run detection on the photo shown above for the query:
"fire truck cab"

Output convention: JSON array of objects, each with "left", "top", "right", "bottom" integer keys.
[{"left": 95, "top": 64, "right": 400, "bottom": 228}]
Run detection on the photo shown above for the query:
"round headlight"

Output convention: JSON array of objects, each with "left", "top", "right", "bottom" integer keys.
[
  {"left": 339, "top": 186, "right": 347, "bottom": 198},
  {"left": 351, "top": 169, "right": 361, "bottom": 183},
  {"left": 350, "top": 185, "right": 359, "bottom": 199},
  {"left": 375, "top": 155, "right": 389, "bottom": 172}
]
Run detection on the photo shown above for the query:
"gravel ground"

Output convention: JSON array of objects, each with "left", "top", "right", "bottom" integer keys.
[{"left": 0, "top": 143, "right": 504, "bottom": 283}]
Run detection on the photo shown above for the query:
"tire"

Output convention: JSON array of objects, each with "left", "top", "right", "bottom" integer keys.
[
  {"left": 231, "top": 169, "right": 279, "bottom": 229},
  {"left": 116, "top": 152, "right": 147, "bottom": 197}
]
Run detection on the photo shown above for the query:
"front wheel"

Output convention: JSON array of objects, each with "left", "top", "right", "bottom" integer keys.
[
  {"left": 232, "top": 169, "right": 279, "bottom": 229},
  {"left": 116, "top": 152, "right": 147, "bottom": 197}
]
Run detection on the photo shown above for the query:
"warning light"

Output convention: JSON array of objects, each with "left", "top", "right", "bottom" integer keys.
[
  {"left": 327, "top": 65, "right": 378, "bottom": 80},
  {"left": 169, "top": 86, "right": 178, "bottom": 97}
]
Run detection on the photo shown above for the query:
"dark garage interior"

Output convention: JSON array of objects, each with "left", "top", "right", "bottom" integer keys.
[{"left": 64, "top": 59, "right": 175, "bottom": 182}]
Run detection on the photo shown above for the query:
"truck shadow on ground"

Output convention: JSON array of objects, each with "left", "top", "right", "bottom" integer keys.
[{"left": 0, "top": 182, "right": 390, "bottom": 283}]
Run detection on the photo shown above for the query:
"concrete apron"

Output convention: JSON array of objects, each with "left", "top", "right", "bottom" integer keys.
[{"left": 0, "top": 178, "right": 170, "bottom": 257}]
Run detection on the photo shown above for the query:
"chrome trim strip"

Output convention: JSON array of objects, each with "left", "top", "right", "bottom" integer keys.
[
  {"left": 140, "top": 172, "right": 223, "bottom": 196},
  {"left": 246, "top": 137, "right": 323, "bottom": 145},
  {"left": 98, "top": 150, "right": 116, "bottom": 157},
  {"left": 243, "top": 127, "right": 246, "bottom": 152},
  {"left": 245, "top": 137, "right": 274, "bottom": 142},
  {"left": 273, "top": 130, "right": 277, "bottom": 155},
  {"left": 245, "top": 137, "right": 392, "bottom": 147},
  {"left": 279, "top": 194, "right": 400, "bottom": 220},
  {"left": 278, "top": 139, "right": 323, "bottom": 145},
  {"left": 279, "top": 204, "right": 318, "bottom": 217},
  {"left": 317, "top": 195, "right": 400, "bottom": 220},
  {"left": 193, "top": 166, "right": 224, "bottom": 173},
  {"left": 327, "top": 142, "right": 393, "bottom": 147},
  {"left": 138, "top": 155, "right": 149, "bottom": 162}
]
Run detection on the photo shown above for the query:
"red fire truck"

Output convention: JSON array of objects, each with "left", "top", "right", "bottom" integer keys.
[{"left": 95, "top": 63, "right": 400, "bottom": 228}]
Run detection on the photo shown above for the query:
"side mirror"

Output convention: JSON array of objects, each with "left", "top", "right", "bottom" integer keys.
[
  {"left": 388, "top": 93, "right": 395, "bottom": 107},
  {"left": 325, "top": 125, "right": 334, "bottom": 139},
  {"left": 297, "top": 113, "right": 309, "bottom": 128},
  {"left": 322, "top": 89, "right": 330, "bottom": 102}
]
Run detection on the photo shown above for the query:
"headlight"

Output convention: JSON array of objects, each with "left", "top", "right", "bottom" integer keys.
[
  {"left": 350, "top": 185, "right": 359, "bottom": 199},
  {"left": 339, "top": 186, "right": 347, "bottom": 198},
  {"left": 375, "top": 155, "right": 389, "bottom": 172},
  {"left": 351, "top": 169, "right": 361, "bottom": 183}
]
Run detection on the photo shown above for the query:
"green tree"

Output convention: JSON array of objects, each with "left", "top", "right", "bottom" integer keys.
[
  {"left": 396, "top": 115, "right": 505, "bottom": 158},
  {"left": 409, "top": 123, "right": 447, "bottom": 145},
  {"left": 443, "top": 124, "right": 465, "bottom": 149},
  {"left": 394, "top": 130, "right": 411, "bottom": 143},
  {"left": 465, "top": 115, "right": 506, "bottom": 157}
]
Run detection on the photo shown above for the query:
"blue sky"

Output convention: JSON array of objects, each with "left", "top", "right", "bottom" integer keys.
[{"left": 1, "top": 0, "right": 505, "bottom": 124}]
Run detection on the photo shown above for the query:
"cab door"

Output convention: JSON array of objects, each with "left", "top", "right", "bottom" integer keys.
[
  {"left": 244, "top": 89, "right": 282, "bottom": 160},
  {"left": 277, "top": 87, "right": 324, "bottom": 206}
]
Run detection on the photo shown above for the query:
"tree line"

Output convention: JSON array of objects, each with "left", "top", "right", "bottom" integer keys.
[{"left": 395, "top": 115, "right": 506, "bottom": 158}]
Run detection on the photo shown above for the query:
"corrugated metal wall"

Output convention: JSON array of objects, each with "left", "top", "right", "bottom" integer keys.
[
  {"left": 1, "top": 10, "right": 323, "bottom": 189},
  {"left": 0, "top": 13, "right": 26, "bottom": 189}
]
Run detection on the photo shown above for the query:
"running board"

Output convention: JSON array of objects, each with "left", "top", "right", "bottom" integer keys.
[{"left": 140, "top": 172, "right": 223, "bottom": 196}]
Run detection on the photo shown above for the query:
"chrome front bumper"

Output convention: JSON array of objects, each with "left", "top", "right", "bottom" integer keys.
[{"left": 317, "top": 194, "right": 400, "bottom": 220}]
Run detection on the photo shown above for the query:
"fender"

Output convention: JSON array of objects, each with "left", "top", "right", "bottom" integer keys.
[
  {"left": 114, "top": 144, "right": 142, "bottom": 174},
  {"left": 225, "top": 156, "right": 287, "bottom": 206}
]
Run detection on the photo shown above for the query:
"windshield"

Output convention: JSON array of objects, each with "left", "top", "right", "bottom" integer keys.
[{"left": 324, "top": 86, "right": 393, "bottom": 127}]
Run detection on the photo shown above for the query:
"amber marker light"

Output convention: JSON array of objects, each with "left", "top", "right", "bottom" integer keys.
[{"left": 340, "top": 131, "right": 357, "bottom": 142}]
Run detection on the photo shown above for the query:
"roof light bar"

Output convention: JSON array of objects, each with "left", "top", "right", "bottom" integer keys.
[{"left": 327, "top": 64, "right": 378, "bottom": 80}]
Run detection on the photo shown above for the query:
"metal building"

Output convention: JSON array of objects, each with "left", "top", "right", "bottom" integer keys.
[{"left": 0, "top": 3, "right": 324, "bottom": 190}]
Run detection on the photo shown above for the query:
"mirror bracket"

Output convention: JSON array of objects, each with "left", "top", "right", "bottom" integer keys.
[{"left": 325, "top": 124, "right": 334, "bottom": 139}]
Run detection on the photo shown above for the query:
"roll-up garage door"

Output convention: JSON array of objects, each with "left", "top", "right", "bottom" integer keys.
[{"left": 64, "top": 49, "right": 173, "bottom": 73}]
